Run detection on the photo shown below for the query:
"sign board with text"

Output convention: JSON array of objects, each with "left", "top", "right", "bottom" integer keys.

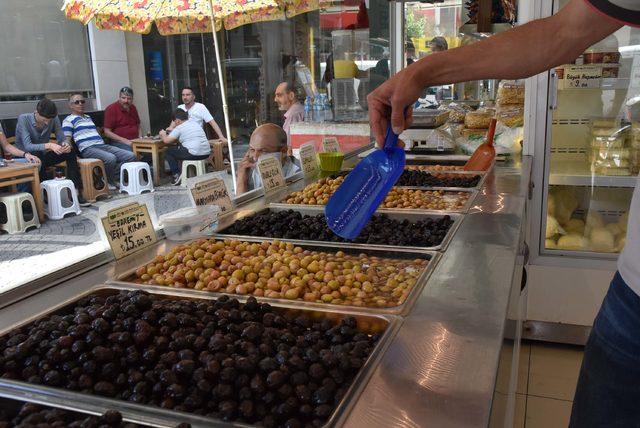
[
  {"left": 560, "top": 65, "right": 602, "bottom": 89},
  {"left": 257, "top": 156, "right": 286, "bottom": 193},
  {"left": 299, "top": 142, "right": 319, "bottom": 177},
  {"left": 322, "top": 137, "right": 340, "bottom": 153},
  {"left": 188, "top": 176, "right": 234, "bottom": 213},
  {"left": 101, "top": 202, "right": 157, "bottom": 260}
]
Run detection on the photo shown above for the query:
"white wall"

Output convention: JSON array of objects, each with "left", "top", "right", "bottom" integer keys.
[
  {"left": 88, "top": 24, "right": 130, "bottom": 110},
  {"left": 527, "top": 264, "right": 614, "bottom": 326},
  {"left": 125, "top": 33, "right": 151, "bottom": 135}
]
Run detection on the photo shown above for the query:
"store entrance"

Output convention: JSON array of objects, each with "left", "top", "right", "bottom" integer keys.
[{"left": 141, "top": 30, "right": 224, "bottom": 138}]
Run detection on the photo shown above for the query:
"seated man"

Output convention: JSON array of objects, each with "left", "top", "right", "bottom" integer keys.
[
  {"left": 103, "top": 86, "right": 140, "bottom": 152},
  {"left": 14, "top": 98, "right": 90, "bottom": 206},
  {"left": 0, "top": 123, "right": 40, "bottom": 164},
  {"left": 159, "top": 109, "right": 211, "bottom": 185},
  {"left": 62, "top": 94, "right": 136, "bottom": 187},
  {"left": 167, "top": 87, "right": 227, "bottom": 143},
  {"left": 236, "top": 123, "right": 300, "bottom": 194}
]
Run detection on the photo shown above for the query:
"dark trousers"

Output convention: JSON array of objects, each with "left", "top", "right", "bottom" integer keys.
[
  {"left": 165, "top": 146, "right": 209, "bottom": 175},
  {"left": 570, "top": 272, "right": 640, "bottom": 428},
  {"left": 36, "top": 150, "right": 82, "bottom": 190}
]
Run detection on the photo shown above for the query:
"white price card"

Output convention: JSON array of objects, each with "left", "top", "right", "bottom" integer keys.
[
  {"left": 299, "top": 142, "right": 319, "bottom": 177},
  {"left": 564, "top": 65, "right": 602, "bottom": 89},
  {"left": 257, "top": 156, "right": 286, "bottom": 193},
  {"left": 189, "top": 176, "right": 234, "bottom": 213},
  {"left": 322, "top": 137, "right": 340, "bottom": 153},
  {"left": 101, "top": 202, "right": 157, "bottom": 260}
]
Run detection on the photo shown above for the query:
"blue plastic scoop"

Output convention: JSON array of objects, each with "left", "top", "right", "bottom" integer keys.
[{"left": 325, "top": 125, "right": 405, "bottom": 240}]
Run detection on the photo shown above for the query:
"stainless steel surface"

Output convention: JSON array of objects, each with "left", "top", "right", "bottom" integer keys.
[
  {"left": 0, "top": 157, "right": 531, "bottom": 428},
  {"left": 343, "top": 157, "right": 530, "bottom": 428},
  {"left": 111, "top": 237, "right": 440, "bottom": 316},
  {"left": 523, "top": 320, "right": 591, "bottom": 346},
  {"left": 215, "top": 205, "right": 464, "bottom": 252},
  {"left": 0, "top": 283, "right": 400, "bottom": 428}
]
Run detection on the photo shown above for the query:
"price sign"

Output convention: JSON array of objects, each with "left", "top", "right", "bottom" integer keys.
[
  {"left": 101, "top": 203, "right": 157, "bottom": 260},
  {"left": 564, "top": 65, "right": 602, "bottom": 89},
  {"left": 299, "top": 142, "right": 319, "bottom": 177},
  {"left": 257, "top": 156, "right": 286, "bottom": 193},
  {"left": 189, "top": 177, "right": 234, "bottom": 213},
  {"left": 322, "top": 137, "right": 340, "bottom": 153}
]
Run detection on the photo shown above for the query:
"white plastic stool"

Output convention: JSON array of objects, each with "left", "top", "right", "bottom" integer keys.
[
  {"left": 41, "top": 179, "right": 81, "bottom": 220},
  {"left": 120, "top": 162, "right": 154, "bottom": 195},
  {"left": 180, "top": 159, "right": 208, "bottom": 186},
  {"left": 0, "top": 192, "right": 40, "bottom": 234}
]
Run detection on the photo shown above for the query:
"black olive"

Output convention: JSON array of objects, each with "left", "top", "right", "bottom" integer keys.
[
  {"left": 266, "top": 370, "right": 285, "bottom": 388},
  {"left": 173, "top": 360, "right": 195, "bottom": 377}
]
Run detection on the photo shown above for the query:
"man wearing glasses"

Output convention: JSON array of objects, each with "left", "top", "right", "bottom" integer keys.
[
  {"left": 15, "top": 98, "right": 90, "bottom": 206},
  {"left": 62, "top": 94, "right": 136, "bottom": 188},
  {"left": 103, "top": 87, "right": 140, "bottom": 152}
]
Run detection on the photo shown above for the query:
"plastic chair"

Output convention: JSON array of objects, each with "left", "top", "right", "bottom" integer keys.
[
  {"left": 78, "top": 158, "right": 110, "bottom": 202},
  {"left": 41, "top": 179, "right": 82, "bottom": 220},
  {"left": 120, "top": 162, "right": 154, "bottom": 195},
  {"left": 180, "top": 159, "right": 208, "bottom": 186},
  {"left": 0, "top": 192, "right": 40, "bottom": 234}
]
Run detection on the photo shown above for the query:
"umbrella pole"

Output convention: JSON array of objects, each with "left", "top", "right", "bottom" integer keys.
[{"left": 208, "top": 6, "right": 237, "bottom": 194}]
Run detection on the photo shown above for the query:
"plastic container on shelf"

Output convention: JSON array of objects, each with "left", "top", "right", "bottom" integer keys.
[
  {"left": 159, "top": 205, "right": 221, "bottom": 241},
  {"left": 318, "top": 152, "right": 344, "bottom": 172},
  {"left": 583, "top": 48, "right": 621, "bottom": 64}
]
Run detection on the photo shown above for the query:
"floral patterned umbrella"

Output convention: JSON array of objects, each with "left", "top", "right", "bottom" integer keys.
[{"left": 62, "top": 0, "right": 289, "bottom": 33}]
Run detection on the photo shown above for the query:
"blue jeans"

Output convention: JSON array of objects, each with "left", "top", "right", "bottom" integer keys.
[
  {"left": 81, "top": 144, "right": 137, "bottom": 184},
  {"left": 108, "top": 141, "right": 133, "bottom": 152},
  {"left": 570, "top": 272, "right": 640, "bottom": 427}
]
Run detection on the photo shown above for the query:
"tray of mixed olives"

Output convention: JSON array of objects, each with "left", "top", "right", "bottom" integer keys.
[
  {"left": 271, "top": 174, "right": 476, "bottom": 213},
  {"left": 214, "top": 206, "right": 463, "bottom": 252},
  {"left": 114, "top": 238, "right": 439, "bottom": 315},
  {"left": 0, "top": 285, "right": 400, "bottom": 428}
]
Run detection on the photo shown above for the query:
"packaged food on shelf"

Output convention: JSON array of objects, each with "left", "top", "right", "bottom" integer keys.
[
  {"left": 464, "top": 111, "right": 493, "bottom": 129},
  {"left": 496, "top": 105, "right": 524, "bottom": 127},
  {"left": 496, "top": 80, "right": 525, "bottom": 105},
  {"left": 583, "top": 49, "right": 620, "bottom": 64},
  {"left": 601, "top": 64, "right": 619, "bottom": 78},
  {"left": 446, "top": 102, "right": 471, "bottom": 123},
  {"left": 590, "top": 147, "right": 631, "bottom": 164},
  {"left": 546, "top": 215, "right": 565, "bottom": 238},
  {"left": 591, "top": 134, "right": 627, "bottom": 149},
  {"left": 557, "top": 234, "right": 590, "bottom": 251},
  {"left": 593, "top": 165, "right": 631, "bottom": 176},
  {"left": 591, "top": 118, "right": 622, "bottom": 129}
]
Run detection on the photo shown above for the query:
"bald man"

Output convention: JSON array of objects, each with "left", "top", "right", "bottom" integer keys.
[{"left": 236, "top": 124, "right": 300, "bottom": 194}]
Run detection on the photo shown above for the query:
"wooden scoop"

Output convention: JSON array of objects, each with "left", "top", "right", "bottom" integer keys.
[{"left": 464, "top": 118, "right": 497, "bottom": 171}]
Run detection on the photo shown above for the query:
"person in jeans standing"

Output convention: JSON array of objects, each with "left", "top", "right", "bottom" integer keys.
[
  {"left": 159, "top": 109, "right": 210, "bottom": 185},
  {"left": 14, "top": 98, "right": 90, "bottom": 206},
  {"left": 62, "top": 94, "right": 136, "bottom": 187},
  {"left": 366, "top": 0, "right": 640, "bottom": 425}
]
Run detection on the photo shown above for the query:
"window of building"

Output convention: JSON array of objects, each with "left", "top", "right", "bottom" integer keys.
[{"left": 0, "top": 0, "right": 94, "bottom": 102}]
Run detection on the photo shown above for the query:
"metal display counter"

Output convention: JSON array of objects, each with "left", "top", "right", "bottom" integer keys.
[{"left": 0, "top": 156, "right": 531, "bottom": 427}]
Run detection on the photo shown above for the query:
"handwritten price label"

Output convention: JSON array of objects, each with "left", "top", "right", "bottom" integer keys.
[
  {"left": 101, "top": 203, "right": 157, "bottom": 260},
  {"left": 257, "top": 156, "right": 286, "bottom": 193},
  {"left": 299, "top": 143, "right": 319, "bottom": 178},
  {"left": 322, "top": 137, "right": 340, "bottom": 153},
  {"left": 190, "top": 177, "right": 234, "bottom": 213},
  {"left": 564, "top": 65, "right": 602, "bottom": 88}
]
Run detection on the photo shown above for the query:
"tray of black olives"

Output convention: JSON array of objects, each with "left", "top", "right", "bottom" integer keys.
[
  {"left": 331, "top": 169, "right": 485, "bottom": 189},
  {"left": 0, "top": 286, "right": 399, "bottom": 428},
  {"left": 216, "top": 206, "right": 463, "bottom": 252},
  {"left": 0, "top": 397, "right": 154, "bottom": 428}
]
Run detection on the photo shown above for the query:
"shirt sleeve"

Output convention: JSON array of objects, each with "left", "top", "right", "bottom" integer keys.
[
  {"left": 169, "top": 126, "right": 181, "bottom": 140},
  {"left": 200, "top": 105, "right": 214, "bottom": 123},
  {"left": 103, "top": 104, "right": 115, "bottom": 129},
  {"left": 16, "top": 115, "right": 46, "bottom": 153},
  {"left": 62, "top": 116, "right": 74, "bottom": 139},
  {"left": 53, "top": 117, "right": 65, "bottom": 143}
]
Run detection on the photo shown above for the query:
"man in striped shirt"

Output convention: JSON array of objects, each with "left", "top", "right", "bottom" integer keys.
[{"left": 62, "top": 94, "right": 136, "bottom": 186}]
